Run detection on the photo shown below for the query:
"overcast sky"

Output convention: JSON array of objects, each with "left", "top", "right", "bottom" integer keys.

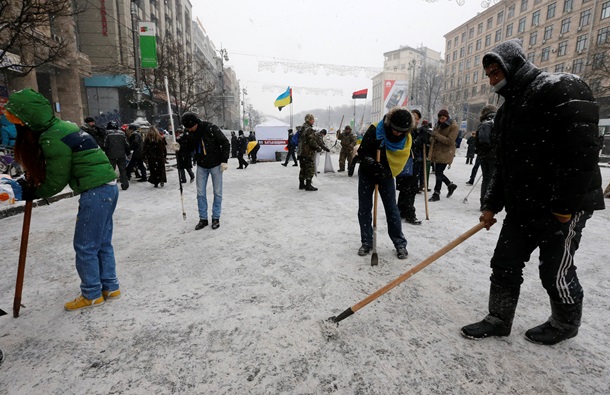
[{"left": 192, "top": 0, "right": 489, "bottom": 119}]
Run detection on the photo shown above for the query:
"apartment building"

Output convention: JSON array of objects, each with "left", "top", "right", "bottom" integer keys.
[
  {"left": 1, "top": 2, "right": 91, "bottom": 123},
  {"left": 76, "top": 0, "right": 193, "bottom": 124},
  {"left": 371, "top": 45, "right": 443, "bottom": 123},
  {"left": 443, "top": 0, "right": 610, "bottom": 131}
]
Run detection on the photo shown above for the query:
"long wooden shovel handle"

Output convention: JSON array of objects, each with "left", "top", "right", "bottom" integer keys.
[
  {"left": 373, "top": 150, "right": 380, "bottom": 228},
  {"left": 332, "top": 222, "right": 486, "bottom": 323},
  {"left": 14, "top": 200, "right": 33, "bottom": 318},
  {"left": 423, "top": 145, "right": 429, "bottom": 220}
]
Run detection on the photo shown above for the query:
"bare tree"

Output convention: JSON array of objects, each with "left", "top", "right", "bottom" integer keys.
[
  {"left": 139, "top": 37, "right": 221, "bottom": 121},
  {"left": 582, "top": 41, "right": 610, "bottom": 98},
  {"left": 247, "top": 105, "right": 266, "bottom": 129},
  {"left": 0, "top": 0, "right": 77, "bottom": 74},
  {"left": 416, "top": 63, "right": 444, "bottom": 121}
]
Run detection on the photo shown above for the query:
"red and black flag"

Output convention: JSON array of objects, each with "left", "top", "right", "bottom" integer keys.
[{"left": 352, "top": 89, "right": 368, "bottom": 99}]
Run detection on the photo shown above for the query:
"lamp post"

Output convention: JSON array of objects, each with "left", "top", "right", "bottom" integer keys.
[
  {"left": 242, "top": 88, "right": 248, "bottom": 130},
  {"left": 407, "top": 59, "right": 420, "bottom": 107},
  {"left": 130, "top": 0, "right": 148, "bottom": 126},
  {"left": 217, "top": 47, "right": 229, "bottom": 128}
]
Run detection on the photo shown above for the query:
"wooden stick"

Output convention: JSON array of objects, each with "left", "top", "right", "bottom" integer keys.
[
  {"left": 14, "top": 200, "right": 33, "bottom": 318},
  {"left": 371, "top": 150, "right": 380, "bottom": 266},
  {"left": 423, "top": 145, "right": 430, "bottom": 220},
  {"left": 330, "top": 222, "right": 486, "bottom": 323}
]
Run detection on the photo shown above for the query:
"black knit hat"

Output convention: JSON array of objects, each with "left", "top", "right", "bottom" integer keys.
[
  {"left": 389, "top": 108, "right": 413, "bottom": 132},
  {"left": 181, "top": 112, "right": 199, "bottom": 128},
  {"left": 84, "top": 117, "right": 95, "bottom": 123},
  {"left": 106, "top": 120, "right": 119, "bottom": 130}
]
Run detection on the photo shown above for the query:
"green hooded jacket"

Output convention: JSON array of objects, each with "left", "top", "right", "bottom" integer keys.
[{"left": 6, "top": 89, "right": 116, "bottom": 197}]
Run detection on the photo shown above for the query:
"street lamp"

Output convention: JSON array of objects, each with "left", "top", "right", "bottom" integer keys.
[
  {"left": 217, "top": 47, "right": 229, "bottom": 128},
  {"left": 242, "top": 88, "right": 248, "bottom": 130},
  {"left": 407, "top": 59, "right": 420, "bottom": 106}
]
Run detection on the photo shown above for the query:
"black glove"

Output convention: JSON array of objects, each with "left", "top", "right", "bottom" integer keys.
[
  {"left": 324, "top": 147, "right": 330, "bottom": 152},
  {"left": 362, "top": 157, "right": 384, "bottom": 179},
  {"left": 17, "top": 178, "right": 37, "bottom": 201}
]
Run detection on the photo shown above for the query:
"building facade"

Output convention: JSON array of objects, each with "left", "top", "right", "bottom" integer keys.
[
  {"left": 1, "top": 1, "right": 91, "bottom": 123},
  {"left": 443, "top": 0, "right": 610, "bottom": 131},
  {"left": 76, "top": 0, "right": 193, "bottom": 125},
  {"left": 371, "top": 45, "right": 443, "bottom": 123}
]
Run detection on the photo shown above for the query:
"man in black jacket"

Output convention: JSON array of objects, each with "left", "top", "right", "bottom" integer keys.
[
  {"left": 125, "top": 125, "right": 147, "bottom": 182},
  {"left": 461, "top": 39, "right": 605, "bottom": 345},
  {"left": 103, "top": 121, "right": 131, "bottom": 190},
  {"left": 473, "top": 105, "right": 497, "bottom": 209},
  {"left": 181, "top": 112, "right": 230, "bottom": 230}
]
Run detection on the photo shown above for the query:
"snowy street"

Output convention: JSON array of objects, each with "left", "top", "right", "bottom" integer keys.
[{"left": 1, "top": 151, "right": 609, "bottom": 394}]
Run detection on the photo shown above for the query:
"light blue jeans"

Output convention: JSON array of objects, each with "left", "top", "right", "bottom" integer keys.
[
  {"left": 73, "top": 183, "right": 120, "bottom": 300},
  {"left": 196, "top": 164, "right": 223, "bottom": 220}
]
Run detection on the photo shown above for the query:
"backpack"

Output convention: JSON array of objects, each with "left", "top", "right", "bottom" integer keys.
[{"left": 290, "top": 131, "right": 300, "bottom": 146}]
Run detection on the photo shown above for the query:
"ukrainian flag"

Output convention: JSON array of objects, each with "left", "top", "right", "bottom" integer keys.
[{"left": 274, "top": 87, "right": 292, "bottom": 111}]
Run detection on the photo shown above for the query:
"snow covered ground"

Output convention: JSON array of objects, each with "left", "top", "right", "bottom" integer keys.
[{"left": 1, "top": 149, "right": 609, "bottom": 394}]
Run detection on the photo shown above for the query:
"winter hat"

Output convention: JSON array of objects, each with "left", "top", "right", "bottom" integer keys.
[
  {"left": 437, "top": 109, "right": 450, "bottom": 118},
  {"left": 480, "top": 105, "right": 497, "bottom": 119},
  {"left": 482, "top": 38, "right": 527, "bottom": 80},
  {"left": 238, "top": 130, "right": 244, "bottom": 135},
  {"left": 422, "top": 120, "right": 430, "bottom": 126},
  {"left": 305, "top": 114, "right": 315, "bottom": 122},
  {"left": 344, "top": 125, "right": 352, "bottom": 131},
  {"left": 181, "top": 112, "right": 199, "bottom": 128},
  {"left": 84, "top": 116, "right": 95, "bottom": 123},
  {"left": 388, "top": 108, "right": 413, "bottom": 132},
  {"left": 106, "top": 120, "right": 119, "bottom": 130}
]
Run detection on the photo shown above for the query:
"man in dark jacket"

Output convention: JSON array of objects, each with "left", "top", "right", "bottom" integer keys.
[
  {"left": 125, "top": 125, "right": 147, "bottom": 182},
  {"left": 230, "top": 131, "right": 238, "bottom": 158},
  {"left": 236, "top": 130, "right": 249, "bottom": 169},
  {"left": 80, "top": 117, "right": 106, "bottom": 148},
  {"left": 357, "top": 107, "right": 413, "bottom": 259},
  {"left": 282, "top": 129, "right": 298, "bottom": 167},
  {"left": 103, "top": 121, "right": 131, "bottom": 190},
  {"left": 461, "top": 39, "right": 605, "bottom": 345},
  {"left": 298, "top": 114, "right": 325, "bottom": 191},
  {"left": 472, "top": 105, "right": 497, "bottom": 208},
  {"left": 181, "top": 112, "right": 230, "bottom": 230}
]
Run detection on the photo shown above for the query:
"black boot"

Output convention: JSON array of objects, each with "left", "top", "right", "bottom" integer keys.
[
  {"left": 428, "top": 192, "right": 440, "bottom": 202},
  {"left": 305, "top": 179, "right": 318, "bottom": 191},
  {"left": 299, "top": 179, "right": 306, "bottom": 190},
  {"left": 525, "top": 300, "right": 582, "bottom": 345},
  {"left": 461, "top": 283, "right": 520, "bottom": 340}
]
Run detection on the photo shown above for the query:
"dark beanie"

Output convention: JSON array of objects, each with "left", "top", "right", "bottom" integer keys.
[
  {"left": 438, "top": 109, "right": 450, "bottom": 118},
  {"left": 481, "top": 105, "right": 497, "bottom": 118},
  {"left": 84, "top": 117, "right": 95, "bottom": 123},
  {"left": 238, "top": 130, "right": 244, "bottom": 135},
  {"left": 389, "top": 108, "right": 413, "bottom": 132}
]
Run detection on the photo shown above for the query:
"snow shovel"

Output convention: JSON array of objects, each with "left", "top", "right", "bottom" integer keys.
[
  {"left": 371, "top": 150, "right": 381, "bottom": 266},
  {"left": 13, "top": 200, "right": 33, "bottom": 318},
  {"left": 463, "top": 174, "right": 482, "bottom": 204},
  {"left": 328, "top": 221, "right": 486, "bottom": 324},
  {"left": 422, "top": 146, "right": 429, "bottom": 220}
]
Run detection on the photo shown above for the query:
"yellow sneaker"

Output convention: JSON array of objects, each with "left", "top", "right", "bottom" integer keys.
[
  {"left": 64, "top": 295, "right": 105, "bottom": 311},
  {"left": 102, "top": 289, "right": 121, "bottom": 300}
]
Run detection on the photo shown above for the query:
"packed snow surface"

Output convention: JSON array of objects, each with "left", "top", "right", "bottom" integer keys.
[{"left": 1, "top": 150, "right": 609, "bottom": 394}]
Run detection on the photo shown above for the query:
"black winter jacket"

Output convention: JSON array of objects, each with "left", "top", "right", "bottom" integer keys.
[
  {"left": 185, "top": 120, "right": 230, "bottom": 169},
  {"left": 482, "top": 39, "right": 604, "bottom": 216},
  {"left": 475, "top": 112, "right": 496, "bottom": 160},
  {"left": 103, "top": 129, "right": 130, "bottom": 160}
]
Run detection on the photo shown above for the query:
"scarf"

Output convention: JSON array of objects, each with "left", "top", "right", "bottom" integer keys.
[{"left": 376, "top": 121, "right": 412, "bottom": 177}]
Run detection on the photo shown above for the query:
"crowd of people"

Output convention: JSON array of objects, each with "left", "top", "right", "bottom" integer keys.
[{"left": 1, "top": 39, "right": 608, "bottom": 368}]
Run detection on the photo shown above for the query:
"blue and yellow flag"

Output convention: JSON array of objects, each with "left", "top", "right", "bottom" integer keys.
[{"left": 274, "top": 87, "right": 292, "bottom": 111}]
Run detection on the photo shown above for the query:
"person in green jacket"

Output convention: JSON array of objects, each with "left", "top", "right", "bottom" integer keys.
[{"left": 3, "top": 89, "right": 121, "bottom": 312}]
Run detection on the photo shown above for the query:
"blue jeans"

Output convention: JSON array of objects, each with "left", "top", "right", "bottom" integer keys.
[
  {"left": 358, "top": 172, "right": 407, "bottom": 249},
  {"left": 196, "top": 164, "right": 223, "bottom": 220},
  {"left": 73, "top": 183, "right": 120, "bottom": 300}
]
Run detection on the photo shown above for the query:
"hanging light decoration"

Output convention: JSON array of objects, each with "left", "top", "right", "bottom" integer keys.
[{"left": 258, "top": 60, "right": 381, "bottom": 78}]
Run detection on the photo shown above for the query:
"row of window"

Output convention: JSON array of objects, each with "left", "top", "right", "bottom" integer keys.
[
  {"left": 445, "top": 55, "right": 592, "bottom": 92},
  {"left": 447, "top": 14, "right": 608, "bottom": 64},
  {"left": 447, "top": 0, "right": 608, "bottom": 51}
]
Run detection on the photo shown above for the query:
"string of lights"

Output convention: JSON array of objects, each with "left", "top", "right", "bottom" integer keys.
[
  {"left": 258, "top": 60, "right": 381, "bottom": 78},
  {"left": 261, "top": 84, "right": 343, "bottom": 96}
]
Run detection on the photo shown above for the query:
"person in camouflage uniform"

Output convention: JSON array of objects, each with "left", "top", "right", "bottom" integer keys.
[
  {"left": 298, "top": 114, "right": 324, "bottom": 191},
  {"left": 337, "top": 125, "right": 358, "bottom": 172}
]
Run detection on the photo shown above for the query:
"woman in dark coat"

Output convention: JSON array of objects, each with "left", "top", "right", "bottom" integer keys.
[
  {"left": 143, "top": 127, "right": 167, "bottom": 187},
  {"left": 177, "top": 130, "right": 195, "bottom": 183}
]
